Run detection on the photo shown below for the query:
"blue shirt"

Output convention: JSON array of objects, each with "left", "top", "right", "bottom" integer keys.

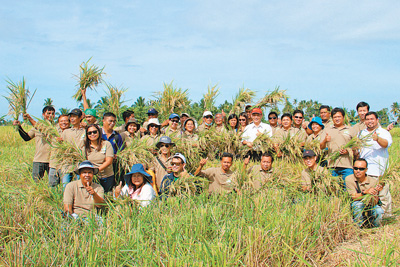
[{"left": 101, "top": 129, "right": 124, "bottom": 154}]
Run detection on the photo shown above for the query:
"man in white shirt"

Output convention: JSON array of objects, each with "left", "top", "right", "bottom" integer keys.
[{"left": 242, "top": 108, "right": 272, "bottom": 161}]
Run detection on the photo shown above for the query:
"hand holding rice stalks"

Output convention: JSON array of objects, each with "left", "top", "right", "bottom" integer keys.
[
  {"left": 73, "top": 58, "right": 105, "bottom": 101},
  {"left": 275, "top": 133, "right": 305, "bottom": 162},
  {"left": 326, "top": 133, "right": 372, "bottom": 164},
  {"left": 52, "top": 140, "right": 86, "bottom": 174},
  {"left": 198, "top": 128, "right": 242, "bottom": 160},
  {"left": 33, "top": 118, "right": 60, "bottom": 142}
]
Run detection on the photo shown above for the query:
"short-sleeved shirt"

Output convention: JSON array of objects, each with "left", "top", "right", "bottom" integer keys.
[
  {"left": 85, "top": 141, "right": 114, "bottom": 178},
  {"left": 322, "top": 119, "right": 333, "bottom": 128},
  {"left": 121, "top": 131, "right": 140, "bottom": 147},
  {"left": 101, "top": 129, "right": 124, "bottom": 154},
  {"left": 269, "top": 125, "right": 279, "bottom": 135},
  {"left": 322, "top": 125, "right": 353, "bottom": 168},
  {"left": 27, "top": 128, "right": 51, "bottom": 163},
  {"left": 248, "top": 165, "right": 274, "bottom": 189},
  {"left": 301, "top": 165, "right": 329, "bottom": 190},
  {"left": 162, "top": 126, "right": 182, "bottom": 138},
  {"left": 63, "top": 180, "right": 104, "bottom": 216},
  {"left": 345, "top": 174, "right": 379, "bottom": 197},
  {"left": 61, "top": 128, "right": 85, "bottom": 148},
  {"left": 242, "top": 122, "right": 273, "bottom": 143},
  {"left": 141, "top": 134, "right": 159, "bottom": 148},
  {"left": 350, "top": 121, "right": 366, "bottom": 136},
  {"left": 151, "top": 156, "right": 172, "bottom": 190},
  {"left": 198, "top": 167, "right": 236, "bottom": 193},
  {"left": 197, "top": 123, "right": 211, "bottom": 132},
  {"left": 274, "top": 127, "right": 306, "bottom": 142}
]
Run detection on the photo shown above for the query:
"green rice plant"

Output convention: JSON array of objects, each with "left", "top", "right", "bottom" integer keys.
[
  {"left": 72, "top": 58, "right": 105, "bottom": 101},
  {"left": 52, "top": 139, "right": 86, "bottom": 173},
  {"left": 230, "top": 86, "right": 256, "bottom": 114},
  {"left": 104, "top": 83, "right": 127, "bottom": 118},
  {"left": 151, "top": 81, "right": 191, "bottom": 120},
  {"left": 32, "top": 118, "right": 60, "bottom": 142},
  {"left": 116, "top": 137, "right": 154, "bottom": 173},
  {"left": 203, "top": 84, "right": 219, "bottom": 111},
  {"left": 275, "top": 132, "right": 305, "bottom": 162},
  {"left": 3, "top": 77, "right": 36, "bottom": 122},
  {"left": 165, "top": 174, "right": 208, "bottom": 197},
  {"left": 252, "top": 86, "right": 287, "bottom": 109},
  {"left": 327, "top": 132, "right": 372, "bottom": 164}
]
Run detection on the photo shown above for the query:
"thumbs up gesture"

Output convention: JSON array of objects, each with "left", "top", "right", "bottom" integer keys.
[
  {"left": 85, "top": 181, "right": 95, "bottom": 195},
  {"left": 372, "top": 131, "right": 378, "bottom": 141},
  {"left": 325, "top": 133, "right": 331, "bottom": 142},
  {"left": 115, "top": 181, "right": 123, "bottom": 197}
]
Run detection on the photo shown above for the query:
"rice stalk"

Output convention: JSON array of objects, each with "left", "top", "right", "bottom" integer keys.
[
  {"left": 230, "top": 87, "right": 256, "bottom": 114},
  {"left": 203, "top": 84, "right": 220, "bottom": 111},
  {"left": 238, "top": 133, "right": 275, "bottom": 157},
  {"left": 275, "top": 132, "right": 304, "bottom": 163},
  {"left": 3, "top": 77, "right": 37, "bottom": 121},
  {"left": 52, "top": 140, "right": 86, "bottom": 173},
  {"left": 171, "top": 136, "right": 202, "bottom": 174},
  {"left": 117, "top": 138, "right": 155, "bottom": 173},
  {"left": 73, "top": 58, "right": 105, "bottom": 101},
  {"left": 105, "top": 83, "right": 127, "bottom": 118},
  {"left": 151, "top": 81, "right": 191, "bottom": 120},
  {"left": 326, "top": 132, "right": 372, "bottom": 164},
  {"left": 253, "top": 86, "right": 287, "bottom": 109},
  {"left": 33, "top": 118, "right": 60, "bottom": 142},
  {"left": 165, "top": 174, "right": 208, "bottom": 197}
]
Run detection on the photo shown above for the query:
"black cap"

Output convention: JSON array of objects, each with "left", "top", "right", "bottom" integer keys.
[
  {"left": 68, "top": 108, "right": 83, "bottom": 117},
  {"left": 302, "top": 150, "right": 316, "bottom": 158}
]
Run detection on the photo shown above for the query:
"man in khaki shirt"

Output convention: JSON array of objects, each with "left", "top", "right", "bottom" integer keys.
[
  {"left": 13, "top": 106, "right": 55, "bottom": 182},
  {"left": 345, "top": 158, "right": 384, "bottom": 227},
  {"left": 195, "top": 152, "right": 236, "bottom": 193},
  {"left": 320, "top": 108, "right": 354, "bottom": 184},
  {"left": 197, "top": 111, "right": 214, "bottom": 132},
  {"left": 151, "top": 136, "right": 174, "bottom": 193},
  {"left": 267, "top": 112, "right": 279, "bottom": 135},
  {"left": 244, "top": 152, "right": 274, "bottom": 189},
  {"left": 301, "top": 150, "right": 330, "bottom": 193},
  {"left": 63, "top": 161, "right": 104, "bottom": 218}
]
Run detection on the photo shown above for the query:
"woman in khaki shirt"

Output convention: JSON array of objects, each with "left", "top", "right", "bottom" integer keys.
[{"left": 84, "top": 124, "right": 115, "bottom": 192}]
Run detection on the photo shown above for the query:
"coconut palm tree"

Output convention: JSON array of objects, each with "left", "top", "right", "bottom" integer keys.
[
  {"left": 43, "top": 98, "right": 54, "bottom": 107},
  {"left": 391, "top": 102, "right": 400, "bottom": 122}
]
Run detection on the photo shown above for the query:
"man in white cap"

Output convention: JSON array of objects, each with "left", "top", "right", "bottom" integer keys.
[
  {"left": 160, "top": 153, "right": 188, "bottom": 195},
  {"left": 197, "top": 111, "right": 214, "bottom": 132}
]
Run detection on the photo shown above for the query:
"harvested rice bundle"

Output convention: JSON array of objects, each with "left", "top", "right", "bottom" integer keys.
[
  {"left": 326, "top": 133, "right": 371, "bottom": 164},
  {"left": 73, "top": 58, "right": 105, "bottom": 101},
  {"left": 275, "top": 133, "right": 305, "bottom": 163},
  {"left": 33, "top": 118, "right": 60, "bottom": 142},
  {"left": 252, "top": 86, "right": 287, "bottom": 109},
  {"left": 165, "top": 174, "right": 208, "bottom": 197},
  {"left": 117, "top": 138, "right": 154, "bottom": 173},
  {"left": 238, "top": 133, "right": 275, "bottom": 158},
  {"left": 172, "top": 137, "right": 202, "bottom": 174},
  {"left": 52, "top": 140, "right": 86, "bottom": 174},
  {"left": 105, "top": 83, "right": 127, "bottom": 118},
  {"left": 198, "top": 128, "right": 242, "bottom": 160}
]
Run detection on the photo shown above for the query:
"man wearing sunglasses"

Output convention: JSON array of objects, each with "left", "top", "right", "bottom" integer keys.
[
  {"left": 300, "top": 150, "right": 329, "bottom": 192},
  {"left": 162, "top": 113, "right": 182, "bottom": 137},
  {"left": 267, "top": 111, "right": 279, "bottom": 135},
  {"left": 345, "top": 158, "right": 384, "bottom": 227},
  {"left": 160, "top": 153, "right": 188, "bottom": 196},
  {"left": 151, "top": 136, "right": 174, "bottom": 193},
  {"left": 198, "top": 111, "right": 214, "bottom": 132}
]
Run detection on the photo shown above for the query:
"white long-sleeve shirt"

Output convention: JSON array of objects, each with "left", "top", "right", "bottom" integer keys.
[{"left": 241, "top": 122, "right": 273, "bottom": 143}]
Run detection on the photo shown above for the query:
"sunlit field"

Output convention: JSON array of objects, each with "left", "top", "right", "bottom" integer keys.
[{"left": 1, "top": 126, "right": 399, "bottom": 266}]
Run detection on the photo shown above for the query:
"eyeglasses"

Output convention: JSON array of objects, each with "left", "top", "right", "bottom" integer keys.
[
  {"left": 353, "top": 167, "right": 366, "bottom": 171},
  {"left": 87, "top": 131, "right": 98, "bottom": 135},
  {"left": 239, "top": 119, "right": 246, "bottom": 122},
  {"left": 268, "top": 117, "right": 277, "bottom": 120},
  {"left": 160, "top": 144, "right": 170, "bottom": 148},
  {"left": 204, "top": 116, "right": 213, "bottom": 119},
  {"left": 294, "top": 116, "right": 303, "bottom": 119},
  {"left": 171, "top": 162, "right": 182, "bottom": 166},
  {"left": 171, "top": 120, "right": 179, "bottom": 123}
]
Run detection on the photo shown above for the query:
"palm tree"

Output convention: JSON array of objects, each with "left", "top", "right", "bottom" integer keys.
[
  {"left": 282, "top": 99, "right": 294, "bottom": 114},
  {"left": 391, "top": 102, "right": 400, "bottom": 122},
  {"left": 55, "top": 108, "right": 70, "bottom": 117},
  {"left": 79, "top": 99, "right": 94, "bottom": 110},
  {"left": 43, "top": 98, "right": 53, "bottom": 107}
]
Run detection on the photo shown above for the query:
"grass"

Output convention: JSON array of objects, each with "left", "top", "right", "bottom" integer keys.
[{"left": 1, "top": 126, "right": 399, "bottom": 266}]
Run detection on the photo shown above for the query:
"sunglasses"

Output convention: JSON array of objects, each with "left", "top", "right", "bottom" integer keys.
[
  {"left": 268, "top": 117, "right": 277, "bottom": 120},
  {"left": 160, "top": 144, "right": 170, "bottom": 148},
  {"left": 239, "top": 119, "right": 246, "bottom": 122},
  {"left": 171, "top": 162, "right": 182, "bottom": 166},
  {"left": 353, "top": 167, "right": 366, "bottom": 171},
  {"left": 204, "top": 116, "right": 213, "bottom": 119},
  {"left": 171, "top": 120, "right": 179, "bottom": 123},
  {"left": 149, "top": 125, "right": 159, "bottom": 128},
  {"left": 294, "top": 116, "right": 303, "bottom": 119},
  {"left": 87, "top": 130, "right": 98, "bottom": 135}
]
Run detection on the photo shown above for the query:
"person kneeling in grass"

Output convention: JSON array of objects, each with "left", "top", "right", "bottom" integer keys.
[
  {"left": 244, "top": 152, "right": 275, "bottom": 190},
  {"left": 63, "top": 161, "right": 104, "bottom": 219},
  {"left": 346, "top": 158, "right": 384, "bottom": 228},
  {"left": 160, "top": 153, "right": 189, "bottom": 196},
  {"left": 195, "top": 152, "right": 236, "bottom": 194},
  {"left": 114, "top": 164, "right": 156, "bottom": 207},
  {"left": 301, "top": 150, "right": 330, "bottom": 193}
]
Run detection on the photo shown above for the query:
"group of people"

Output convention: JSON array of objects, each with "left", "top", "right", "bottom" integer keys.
[{"left": 13, "top": 95, "right": 394, "bottom": 227}]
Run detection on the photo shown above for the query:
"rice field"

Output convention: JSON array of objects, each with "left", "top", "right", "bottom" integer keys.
[{"left": 0, "top": 125, "right": 399, "bottom": 266}]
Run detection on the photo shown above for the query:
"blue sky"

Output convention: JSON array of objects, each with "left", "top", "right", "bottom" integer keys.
[{"left": 1, "top": 0, "right": 399, "bottom": 119}]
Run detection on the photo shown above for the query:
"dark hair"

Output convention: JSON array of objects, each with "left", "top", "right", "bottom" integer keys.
[
  {"left": 103, "top": 112, "right": 116, "bottom": 119},
  {"left": 42, "top": 106, "right": 55, "bottom": 114},
  {"left": 261, "top": 152, "right": 274, "bottom": 163},
  {"left": 331, "top": 107, "right": 345, "bottom": 117},
  {"left": 85, "top": 124, "right": 103, "bottom": 153},
  {"left": 356, "top": 102, "right": 370, "bottom": 112},
  {"left": 319, "top": 105, "right": 331, "bottom": 112},
  {"left": 245, "top": 105, "right": 252, "bottom": 111},
  {"left": 122, "top": 110, "right": 135, "bottom": 122},
  {"left": 268, "top": 111, "right": 278, "bottom": 118},
  {"left": 227, "top": 114, "right": 239, "bottom": 130},
  {"left": 293, "top": 109, "right": 304, "bottom": 116},
  {"left": 281, "top": 113, "right": 292, "bottom": 120},
  {"left": 221, "top": 152, "right": 234, "bottom": 161},
  {"left": 365, "top": 111, "right": 378, "bottom": 119},
  {"left": 57, "top": 114, "right": 69, "bottom": 122},
  {"left": 354, "top": 158, "right": 368, "bottom": 168},
  {"left": 239, "top": 112, "right": 248, "bottom": 123},
  {"left": 125, "top": 120, "right": 140, "bottom": 132}
]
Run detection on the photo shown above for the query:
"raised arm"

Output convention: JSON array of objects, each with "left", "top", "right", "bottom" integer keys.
[{"left": 194, "top": 158, "right": 208, "bottom": 176}]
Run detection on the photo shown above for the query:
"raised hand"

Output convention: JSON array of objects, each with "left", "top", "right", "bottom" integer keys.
[
  {"left": 325, "top": 133, "right": 331, "bottom": 142},
  {"left": 199, "top": 157, "right": 208, "bottom": 167},
  {"left": 115, "top": 181, "right": 123, "bottom": 197},
  {"left": 372, "top": 132, "right": 378, "bottom": 141},
  {"left": 13, "top": 120, "right": 21, "bottom": 126},
  {"left": 85, "top": 181, "right": 95, "bottom": 195}
]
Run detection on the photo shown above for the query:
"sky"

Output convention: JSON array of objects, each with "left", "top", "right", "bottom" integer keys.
[{"left": 1, "top": 0, "right": 399, "bottom": 119}]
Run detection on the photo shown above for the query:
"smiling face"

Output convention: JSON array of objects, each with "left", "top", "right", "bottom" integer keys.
[
  {"left": 43, "top": 110, "right": 55, "bottom": 121},
  {"left": 85, "top": 115, "right": 96, "bottom": 124},
  {"left": 148, "top": 124, "right": 159, "bottom": 135},
  {"left": 303, "top": 156, "right": 317, "bottom": 169},
  {"left": 332, "top": 112, "right": 344, "bottom": 127},
  {"left": 131, "top": 173, "right": 145, "bottom": 188},
  {"left": 320, "top": 108, "right": 330, "bottom": 122},
  {"left": 221, "top": 156, "right": 233, "bottom": 172},
  {"left": 69, "top": 114, "right": 81, "bottom": 127},
  {"left": 204, "top": 115, "right": 213, "bottom": 125},
  {"left": 103, "top": 116, "right": 116, "bottom": 131},
  {"left": 158, "top": 143, "right": 171, "bottom": 155},
  {"left": 281, "top": 117, "right": 292, "bottom": 129},
  {"left": 229, "top": 117, "right": 237, "bottom": 128},
  {"left": 127, "top": 123, "right": 138, "bottom": 134},
  {"left": 215, "top": 114, "right": 223, "bottom": 126},
  {"left": 87, "top": 126, "right": 99, "bottom": 142},
  {"left": 357, "top": 106, "right": 369, "bottom": 121},
  {"left": 171, "top": 158, "right": 184, "bottom": 174},
  {"left": 239, "top": 116, "right": 247, "bottom": 127},
  {"left": 293, "top": 112, "right": 303, "bottom": 127},
  {"left": 252, "top": 113, "right": 262, "bottom": 124},
  {"left": 79, "top": 168, "right": 94, "bottom": 186},
  {"left": 353, "top": 160, "right": 367, "bottom": 180},
  {"left": 365, "top": 114, "right": 379, "bottom": 130},
  {"left": 185, "top": 120, "right": 195, "bottom": 133},
  {"left": 58, "top": 116, "right": 70, "bottom": 131},
  {"left": 268, "top": 114, "right": 278, "bottom": 126},
  {"left": 169, "top": 117, "right": 180, "bottom": 130},
  {"left": 311, "top": 122, "right": 322, "bottom": 134}
]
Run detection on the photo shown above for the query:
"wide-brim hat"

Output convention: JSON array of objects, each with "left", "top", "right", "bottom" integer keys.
[
  {"left": 156, "top": 136, "right": 175, "bottom": 148},
  {"left": 147, "top": 118, "right": 161, "bottom": 130},
  {"left": 308, "top": 116, "right": 324, "bottom": 130},
  {"left": 183, "top": 117, "right": 197, "bottom": 130},
  {"left": 124, "top": 164, "right": 153, "bottom": 185},
  {"left": 125, "top": 118, "right": 140, "bottom": 131},
  {"left": 74, "top": 160, "right": 99, "bottom": 175}
]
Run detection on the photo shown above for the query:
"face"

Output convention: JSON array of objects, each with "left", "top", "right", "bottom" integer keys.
[
  {"left": 87, "top": 126, "right": 99, "bottom": 141},
  {"left": 127, "top": 124, "right": 138, "bottom": 134},
  {"left": 332, "top": 112, "right": 344, "bottom": 127},
  {"left": 131, "top": 173, "right": 145, "bottom": 187},
  {"left": 229, "top": 118, "right": 237, "bottom": 127},
  {"left": 311, "top": 122, "right": 322, "bottom": 133},
  {"left": 79, "top": 168, "right": 94, "bottom": 185},
  {"left": 365, "top": 114, "right": 378, "bottom": 130},
  {"left": 181, "top": 116, "right": 188, "bottom": 124},
  {"left": 357, "top": 107, "right": 369, "bottom": 121},
  {"left": 148, "top": 124, "right": 159, "bottom": 135},
  {"left": 204, "top": 115, "right": 213, "bottom": 124},
  {"left": 268, "top": 114, "right": 278, "bottom": 126},
  {"left": 353, "top": 161, "right": 368, "bottom": 179},
  {"left": 69, "top": 114, "right": 81, "bottom": 126},
  {"left": 221, "top": 157, "right": 233, "bottom": 172},
  {"left": 103, "top": 116, "right": 116, "bottom": 130},
  {"left": 58, "top": 116, "right": 70, "bottom": 130},
  {"left": 148, "top": 113, "right": 158, "bottom": 119},
  {"left": 293, "top": 113, "right": 303, "bottom": 127},
  {"left": 239, "top": 116, "right": 247, "bottom": 126},
  {"left": 171, "top": 158, "right": 184, "bottom": 174},
  {"left": 260, "top": 156, "right": 272, "bottom": 171},
  {"left": 43, "top": 110, "right": 55, "bottom": 121},
  {"left": 169, "top": 118, "right": 180, "bottom": 129},
  {"left": 303, "top": 156, "right": 317, "bottom": 168},
  {"left": 127, "top": 113, "right": 135, "bottom": 122},
  {"left": 320, "top": 108, "right": 330, "bottom": 121},
  {"left": 281, "top": 117, "right": 292, "bottom": 129},
  {"left": 215, "top": 114, "right": 223, "bottom": 126},
  {"left": 85, "top": 115, "right": 96, "bottom": 124},
  {"left": 185, "top": 120, "right": 195, "bottom": 132},
  {"left": 159, "top": 143, "right": 171, "bottom": 155},
  {"left": 252, "top": 113, "right": 262, "bottom": 124}
]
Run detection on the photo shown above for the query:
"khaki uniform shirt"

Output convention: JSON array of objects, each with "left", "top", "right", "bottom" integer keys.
[
  {"left": 85, "top": 141, "right": 114, "bottom": 178},
  {"left": 301, "top": 165, "right": 329, "bottom": 190},
  {"left": 274, "top": 127, "right": 306, "bottom": 142},
  {"left": 162, "top": 126, "right": 182, "bottom": 138},
  {"left": 248, "top": 165, "right": 274, "bottom": 189},
  {"left": 350, "top": 121, "right": 366, "bottom": 136},
  {"left": 323, "top": 125, "right": 353, "bottom": 168},
  {"left": 322, "top": 118, "right": 333, "bottom": 128},
  {"left": 215, "top": 125, "right": 227, "bottom": 133},
  {"left": 345, "top": 174, "right": 379, "bottom": 196},
  {"left": 197, "top": 123, "right": 211, "bottom": 132},
  {"left": 182, "top": 132, "right": 199, "bottom": 142},
  {"left": 61, "top": 128, "right": 85, "bottom": 148},
  {"left": 28, "top": 128, "right": 51, "bottom": 163},
  {"left": 141, "top": 134, "right": 159, "bottom": 148},
  {"left": 199, "top": 167, "right": 236, "bottom": 193},
  {"left": 270, "top": 125, "right": 279, "bottom": 135},
  {"left": 114, "top": 124, "right": 126, "bottom": 134},
  {"left": 121, "top": 131, "right": 140, "bottom": 147},
  {"left": 151, "top": 156, "right": 172, "bottom": 190},
  {"left": 48, "top": 126, "right": 64, "bottom": 169},
  {"left": 63, "top": 180, "right": 104, "bottom": 216}
]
